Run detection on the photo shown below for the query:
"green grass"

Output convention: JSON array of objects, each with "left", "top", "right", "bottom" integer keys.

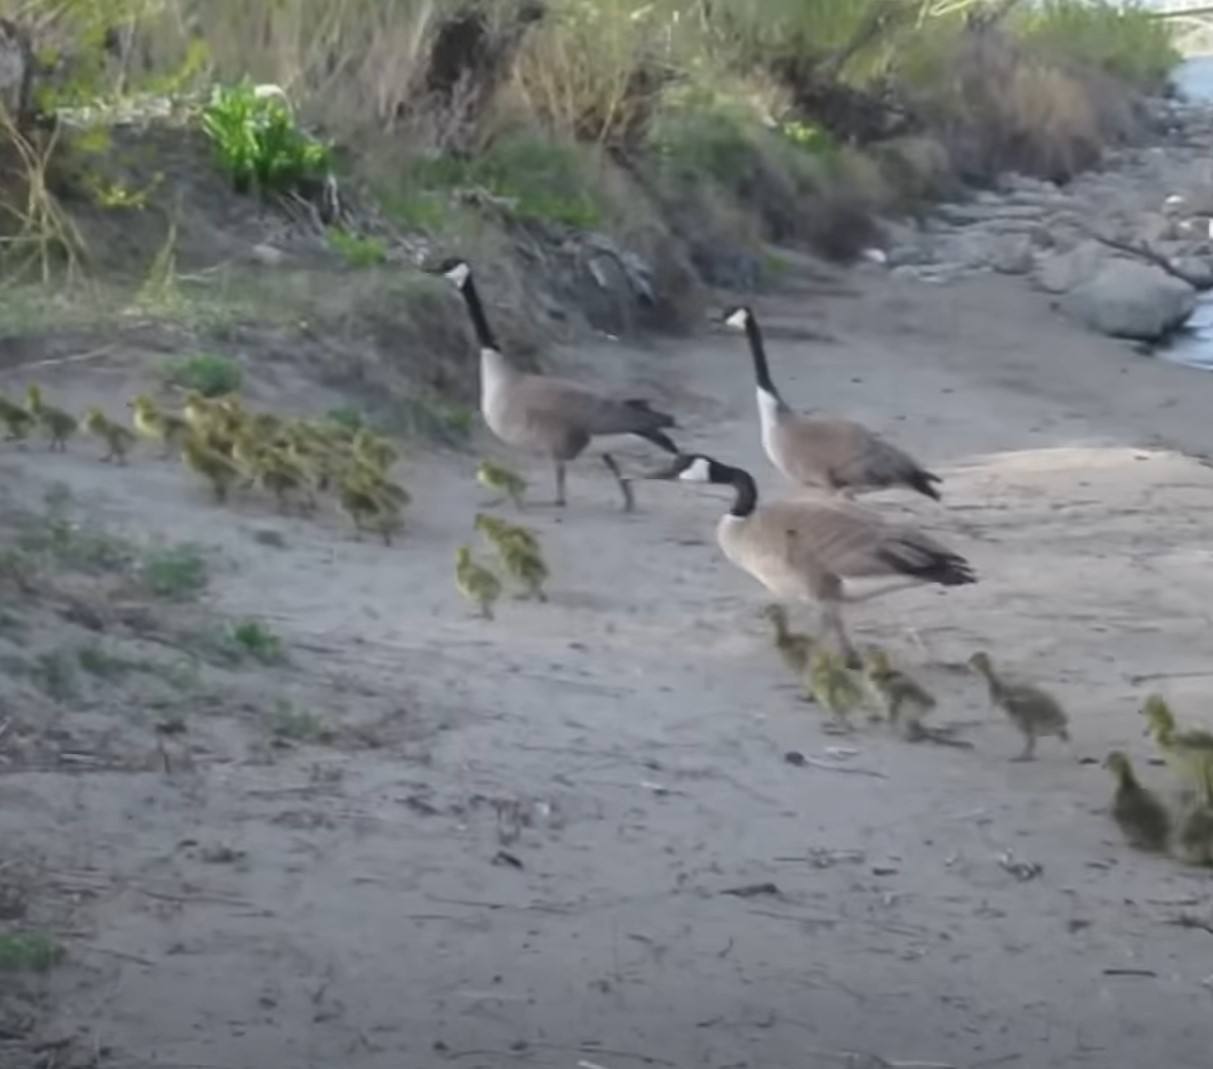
[
  {"left": 0, "top": 931, "right": 65, "bottom": 973},
  {"left": 327, "top": 227, "right": 388, "bottom": 268},
  {"left": 1015, "top": 0, "right": 1180, "bottom": 90},
  {"left": 76, "top": 640, "right": 140, "bottom": 679},
  {"left": 162, "top": 353, "right": 244, "bottom": 397},
  {"left": 396, "top": 136, "right": 603, "bottom": 230},
  {"left": 30, "top": 650, "right": 79, "bottom": 703},
  {"left": 140, "top": 544, "right": 210, "bottom": 600},
  {"left": 381, "top": 188, "right": 454, "bottom": 233},
  {"left": 267, "top": 699, "right": 332, "bottom": 744},
  {"left": 325, "top": 406, "right": 367, "bottom": 433},
  {"left": 226, "top": 619, "right": 285, "bottom": 664}
]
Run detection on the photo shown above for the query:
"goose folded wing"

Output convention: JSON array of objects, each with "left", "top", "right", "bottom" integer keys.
[
  {"left": 764, "top": 500, "right": 974, "bottom": 585},
  {"left": 516, "top": 375, "right": 674, "bottom": 437},
  {"left": 823, "top": 425, "right": 935, "bottom": 489}
]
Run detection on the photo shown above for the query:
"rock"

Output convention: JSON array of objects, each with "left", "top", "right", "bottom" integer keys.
[
  {"left": 935, "top": 202, "right": 1046, "bottom": 226},
  {"left": 1061, "top": 261, "right": 1197, "bottom": 341},
  {"left": 1136, "top": 211, "right": 1177, "bottom": 245},
  {"left": 988, "top": 235, "right": 1034, "bottom": 275},
  {"left": 250, "top": 243, "right": 287, "bottom": 267},
  {"left": 1035, "top": 240, "right": 1107, "bottom": 294},
  {"left": 1172, "top": 256, "right": 1213, "bottom": 290}
]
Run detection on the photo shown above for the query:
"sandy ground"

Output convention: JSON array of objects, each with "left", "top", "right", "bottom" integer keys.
[{"left": 4, "top": 262, "right": 1213, "bottom": 1069}]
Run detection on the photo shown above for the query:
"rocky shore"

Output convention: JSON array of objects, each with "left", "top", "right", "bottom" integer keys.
[{"left": 880, "top": 95, "right": 1213, "bottom": 346}]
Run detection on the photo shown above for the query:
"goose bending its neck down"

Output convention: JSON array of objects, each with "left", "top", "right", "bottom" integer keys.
[
  {"left": 441, "top": 259, "right": 679, "bottom": 512},
  {"left": 724, "top": 306, "right": 942, "bottom": 502},
  {"left": 647, "top": 453, "right": 975, "bottom": 665}
]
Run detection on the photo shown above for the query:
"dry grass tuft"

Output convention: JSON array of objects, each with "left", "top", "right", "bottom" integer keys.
[
  {"left": 0, "top": 105, "right": 86, "bottom": 283},
  {"left": 906, "top": 24, "right": 1137, "bottom": 185}
]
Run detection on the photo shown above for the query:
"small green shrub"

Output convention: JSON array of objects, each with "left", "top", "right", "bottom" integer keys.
[
  {"left": 325, "top": 407, "right": 367, "bottom": 433},
  {"left": 0, "top": 932, "right": 64, "bottom": 972},
  {"left": 327, "top": 228, "right": 388, "bottom": 268},
  {"left": 76, "top": 641, "right": 137, "bottom": 679},
  {"left": 200, "top": 81, "right": 333, "bottom": 195},
  {"left": 649, "top": 104, "right": 755, "bottom": 186},
  {"left": 141, "top": 545, "right": 209, "bottom": 601},
  {"left": 381, "top": 189, "right": 452, "bottom": 232},
  {"left": 268, "top": 700, "right": 332, "bottom": 743},
  {"left": 31, "top": 650, "right": 79, "bottom": 703},
  {"left": 227, "top": 619, "right": 285, "bottom": 664},
  {"left": 407, "top": 136, "right": 603, "bottom": 229},
  {"left": 163, "top": 354, "right": 244, "bottom": 397}
]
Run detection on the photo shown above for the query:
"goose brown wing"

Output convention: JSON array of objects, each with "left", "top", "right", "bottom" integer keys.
[
  {"left": 783, "top": 418, "right": 941, "bottom": 499},
  {"left": 515, "top": 374, "right": 676, "bottom": 437},
  {"left": 754, "top": 499, "right": 974, "bottom": 586}
]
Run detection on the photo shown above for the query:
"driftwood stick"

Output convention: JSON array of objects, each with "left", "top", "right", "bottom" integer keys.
[{"left": 1082, "top": 226, "right": 1212, "bottom": 291}]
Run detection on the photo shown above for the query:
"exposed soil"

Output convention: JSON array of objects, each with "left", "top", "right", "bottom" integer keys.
[{"left": 4, "top": 248, "right": 1213, "bottom": 1069}]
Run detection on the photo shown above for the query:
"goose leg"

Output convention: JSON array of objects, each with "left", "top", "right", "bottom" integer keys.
[
  {"left": 822, "top": 602, "right": 860, "bottom": 669},
  {"left": 553, "top": 461, "right": 567, "bottom": 507},
  {"left": 1011, "top": 731, "right": 1037, "bottom": 762},
  {"left": 601, "top": 453, "right": 635, "bottom": 512}
]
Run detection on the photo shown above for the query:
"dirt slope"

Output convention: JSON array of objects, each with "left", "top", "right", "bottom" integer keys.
[{"left": 3, "top": 267, "right": 1213, "bottom": 1069}]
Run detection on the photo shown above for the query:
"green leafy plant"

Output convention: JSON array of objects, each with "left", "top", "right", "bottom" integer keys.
[
  {"left": 162, "top": 353, "right": 244, "bottom": 397},
  {"left": 200, "top": 81, "right": 333, "bottom": 196}
]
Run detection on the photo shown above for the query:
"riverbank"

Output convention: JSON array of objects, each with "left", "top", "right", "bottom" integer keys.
[
  {"left": 9, "top": 8, "right": 1213, "bottom": 1069},
  {"left": 6, "top": 70, "right": 1213, "bottom": 1069}
]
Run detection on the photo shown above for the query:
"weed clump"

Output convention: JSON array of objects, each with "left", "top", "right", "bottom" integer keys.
[
  {"left": 201, "top": 81, "right": 333, "bottom": 197},
  {"left": 0, "top": 931, "right": 64, "bottom": 973},
  {"left": 162, "top": 353, "right": 244, "bottom": 397},
  {"left": 139, "top": 544, "right": 209, "bottom": 601}
]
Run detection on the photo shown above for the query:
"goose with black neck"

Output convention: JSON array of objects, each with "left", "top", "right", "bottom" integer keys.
[
  {"left": 440, "top": 258, "right": 679, "bottom": 512},
  {"left": 724, "top": 305, "right": 943, "bottom": 501},
  {"left": 645, "top": 452, "right": 976, "bottom": 666}
]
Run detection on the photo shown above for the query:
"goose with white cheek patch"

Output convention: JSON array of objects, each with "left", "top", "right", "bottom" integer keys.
[
  {"left": 647, "top": 453, "right": 975, "bottom": 666},
  {"left": 441, "top": 259, "right": 679, "bottom": 512},
  {"left": 724, "top": 305, "right": 942, "bottom": 501}
]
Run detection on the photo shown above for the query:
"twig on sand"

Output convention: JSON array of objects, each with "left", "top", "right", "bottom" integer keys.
[
  {"left": 535, "top": 1044, "right": 676, "bottom": 1067},
  {"left": 798, "top": 754, "right": 887, "bottom": 778},
  {"left": 19, "top": 343, "right": 117, "bottom": 370},
  {"left": 807, "top": 1050, "right": 956, "bottom": 1069},
  {"left": 1128, "top": 669, "right": 1213, "bottom": 686}
]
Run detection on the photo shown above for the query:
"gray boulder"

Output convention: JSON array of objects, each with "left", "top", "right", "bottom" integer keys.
[
  {"left": 1035, "top": 240, "right": 1107, "bottom": 294},
  {"left": 1060, "top": 260, "right": 1197, "bottom": 341}
]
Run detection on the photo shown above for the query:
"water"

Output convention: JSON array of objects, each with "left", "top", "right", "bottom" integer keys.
[
  {"left": 1148, "top": 55, "right": 1213, "bottom": 369},
  {"left": 1173, "top": 54, "right": 1213, "bottom": 103}
]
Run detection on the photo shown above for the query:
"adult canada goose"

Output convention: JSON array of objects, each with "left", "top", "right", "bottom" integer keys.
[
  {"left": 441, "top": 259, "right": 679, "bottom": 511},
  {"left": 647, "top": 453, "right": 975, "bottom": 665},
  {"left": 723, "top": 305, "right": 942, "bottom": 501}
]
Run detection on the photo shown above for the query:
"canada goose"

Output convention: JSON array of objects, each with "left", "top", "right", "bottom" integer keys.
[
  {"left": 441, "top": 259, "right": 679, "bottom": 511},
  {"left": 723, "top": 306, "right": 941, "bottom": 500},
  {"left": 646, "top": 453, "right": 975, "bottom": 665}
]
